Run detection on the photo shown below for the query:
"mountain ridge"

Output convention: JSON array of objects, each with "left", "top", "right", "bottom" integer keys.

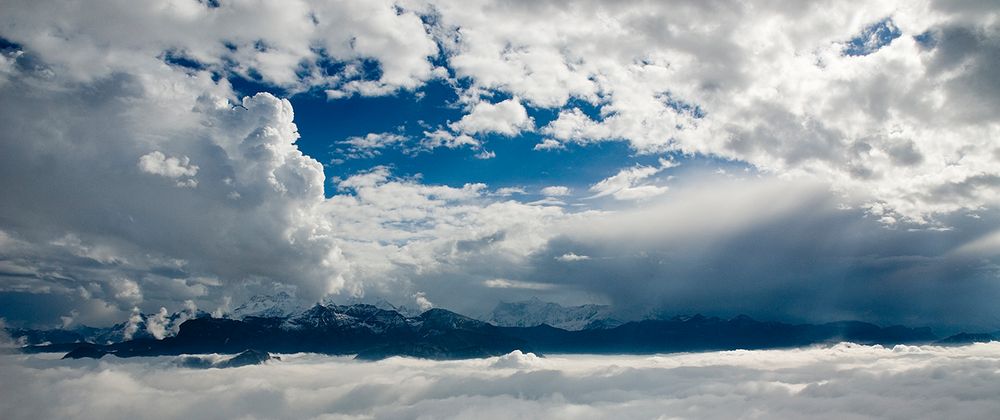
[{"left": 14, "top": 305, "right": 961, "bottom": 361}]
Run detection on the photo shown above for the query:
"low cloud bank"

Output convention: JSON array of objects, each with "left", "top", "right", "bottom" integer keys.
[{"left": 1, "top": 343, "right": 999, "bottom": 419}]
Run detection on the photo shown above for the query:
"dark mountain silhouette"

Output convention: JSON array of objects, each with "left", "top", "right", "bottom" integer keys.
[
  {"left": 217, "top": 349, "right": 275, "bottom": 368},
  {"left": 936, "top": 332, "right": 996, "bottom": 345},
  {"left": 12, "top": 303, "right": 959, "bottom": 361}
]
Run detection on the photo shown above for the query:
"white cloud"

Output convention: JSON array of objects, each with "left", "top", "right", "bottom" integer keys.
[
  {"left": 555, "top": 253, "right": 589, "bottom": 262},
  {"left": 429, "top": 0, "right": 1000, "bottom": 223},
  {"left": 449, "top": 98, "right": 534, "bottom": 136},
  {"left": 2, "top": 343, "right": 1000, "bottom": 419},
  {"left": 340, "top": 132, "right": 408, "bottom": 157},
  {"left": 0, "top": 0, "right": 438, "bottom": 94},
  {"left": 482, "top": 278, "right": 554, "bottom": 290},
  {"left": 533, "top": 138, "right": 565, "bottom": 151},
  {"left": 412, "top": 291, "right": 434, "bottom": 312},
  {"left": 420, "top": 129, "right": 480, "bottom": 150},
  {"left": 588, "top": 158, "right": 678, "bottom": 200},
  {"left": 110, "top": 279, "right": 142, "bottom": 304},
  {"left": 137, "top": 151, "right": 198, "bottom": 178},
  {"left": 494, "top": 187, "right": 526, "bottom": 196},
  {"left": 540, "top": 186, "right": 570, "bottom": 197}
]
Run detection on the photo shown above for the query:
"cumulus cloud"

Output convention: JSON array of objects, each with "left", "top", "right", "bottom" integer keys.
[
  {"left": 428, "top": 0, "right": 1000, "bottom": 222},
  {"left": 449, "top": 98, "right": 534, "bottom": 136},
  {"left": 539, "top": 186, "right": 570, "bottom": 197},
  {"left": 412, "top": 292, "right": 434, "bottom": 312},
  {"left": 339, "top": 132, "right": 409, "bottom": 158},
  {"left": 532, "top": 139, "right": 565, "bottom": 151},
  {"left": 137, "top": 152, "right": 199, "bottom": 179},
  {"left": 420, "top": 129, "right": 480, "bottom": 150},
  {"left": 0, "top": 0, "right": 438, "bottom": 95},
  {"left": 494, "top": 187, "right": 526, "bottom": 196},
  {"left": 2, "top": 343, "right": 999, "bottom": 419},
  {"left": 0, "top": 59, "right": 351, "bottom": 324}
]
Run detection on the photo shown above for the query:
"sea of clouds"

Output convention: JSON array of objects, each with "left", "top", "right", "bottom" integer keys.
[{"left": 1, "top": 342, "right": 998, "bottom": 419}]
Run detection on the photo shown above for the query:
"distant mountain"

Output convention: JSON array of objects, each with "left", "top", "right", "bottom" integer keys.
[
  {"left": 500, "top": 315, "right": 937, "bottom": 354},
  {"left": 936, "top": 332, "right": 996, "bottom": 345},
  {"left": 323, "top": 296, "right": 422, "bottom": 317},
  {"left": 485, "top": 298, "right": 622, "bottom": 330},
  {"left": 41, "top": 305, "right": 529, "bottom": 361},
  {"left": 231, "top": 291, "right": 303, "bottom": 319},
  {"left": 216, "top": 349, "right": 276, "bottom": 368},
  {"left": 8, "top": 307, "right": 209, "bottom": 346},
  {"left": 23, "top": 304, "right": 945, "bottom": 361},
  {"left": 12, "top": 294, "right": 965, "bottom": 361}
]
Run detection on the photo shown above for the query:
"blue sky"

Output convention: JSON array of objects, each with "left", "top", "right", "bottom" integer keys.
[{"left": 286, "top": 80, "right": 657, "bottom": 196}]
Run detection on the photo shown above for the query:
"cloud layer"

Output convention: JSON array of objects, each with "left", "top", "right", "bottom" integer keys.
[{"left": 2, "top": 343, "right": 999, "bottom": 419}]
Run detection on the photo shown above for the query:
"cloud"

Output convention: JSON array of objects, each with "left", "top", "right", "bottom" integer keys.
[
  {"left": 588, "top": 158, "right": 678, "bottom": 200},
  {"left": 2, "top": 343, "right": 1000, "bottom": 419},
  {"left": 0, "top": 61, "right": 351, "bottom": 324},
  {"left": 110, "top": 279, "right": 142, "bottom": 304},
  {"left": 137, "top": 152, "right": 199, "bottom": 178},
  {"left": 521, "top": 176, "right": 1000, "bottom": 329},
  {"left": 412, "top": 291, "right": 434, "bottom": 311},
  {"left": 554, "top": 253, "right": 589, "bottom": 262},
  {"left": 420, "top": 129, "right": 480, "bottom": 150},
  {"left": 532, "top": 138, "right": 565, "bottom": 151},
  {"left": 0, "top": 0, "right": 439, "bottom": 95},
  {"left": 482, "top": 278, "right": 555, "bottom": 290},
  {"left": 494, "top": 187, "right": 526, "bottom": 196},
  {"left": 339, "top": 132, "right": 409, "bottom": 158},
  {"left": 429, "top": 0, "right": 1000, "bottom": 222},
  {"left": 539, "top": 186, "right": 570, "bottom": 197},
  {"left": 449, "top": 98, "right": 534, "bottom": 136}
]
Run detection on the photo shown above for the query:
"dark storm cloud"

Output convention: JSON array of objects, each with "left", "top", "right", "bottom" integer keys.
[{"left": 519, "top": 179, "right": 1000, "bottom": 331}]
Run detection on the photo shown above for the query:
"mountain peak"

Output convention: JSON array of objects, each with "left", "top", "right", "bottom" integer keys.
[
  {"left": 485, "top": 299, "right": 620, "bottom": 330},
  {"left": 231, "top": 292, "right": 303, "bottom": 319}
]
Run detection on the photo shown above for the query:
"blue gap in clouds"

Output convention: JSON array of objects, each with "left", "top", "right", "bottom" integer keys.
[
  {"left": 0, "top": 37, "right": 21, "bottom": 52},
  {"left": 844, "top": 18, "right": 902, "bottom": 56},
  {"left": 229, "top": 71, "right": 733, "bottom": 199},
  {"left": 913, "top": 30, "right": 937, "bottom": 49},
  {"left": 290, "top": 81, "right": 674, "bottom": 197},
  {"left": 161, "top": 49, "right": 207, "bottom": 72}
]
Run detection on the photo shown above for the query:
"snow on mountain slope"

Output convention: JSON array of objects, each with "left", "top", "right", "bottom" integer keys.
[
  {"left": 230, "top": 291, "right": 304, "bottom": 319},
  {"left": 485, "top": 298, "right": 622, "bottom": 330},
  {"left": 282, "top": 303, "right": 413, "bottom": 333}
]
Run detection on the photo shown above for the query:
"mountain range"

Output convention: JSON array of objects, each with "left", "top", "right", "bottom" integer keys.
[
  {"left": 484, "top": 298, "right": 622, "bottom": 330},
  {"left": 10, "top": 295, "right": 996, "bottom": 361}
]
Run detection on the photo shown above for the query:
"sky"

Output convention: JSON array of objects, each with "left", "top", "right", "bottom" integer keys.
[{"left": 0, "top": 0, "right": 999, "bottom": 332}]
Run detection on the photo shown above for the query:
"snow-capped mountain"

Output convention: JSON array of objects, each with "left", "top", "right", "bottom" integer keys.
[
  {"left": 87, "top": 306, "right": 210, "bottom": 343},
  {"left": 485, "top": 298, "right": 622, "bottom": 330},
  {"left": 230, "top": 291, "right": 304, "bottom": 319},
  {"left": 9, "top": 307, "right": 209, "bottom": 346},
  {"left": 321, "top": 296, "right": 421, "bottom": 317},
  {"left": 283, "top": 303, "right": 415, "bottom": 333}
]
